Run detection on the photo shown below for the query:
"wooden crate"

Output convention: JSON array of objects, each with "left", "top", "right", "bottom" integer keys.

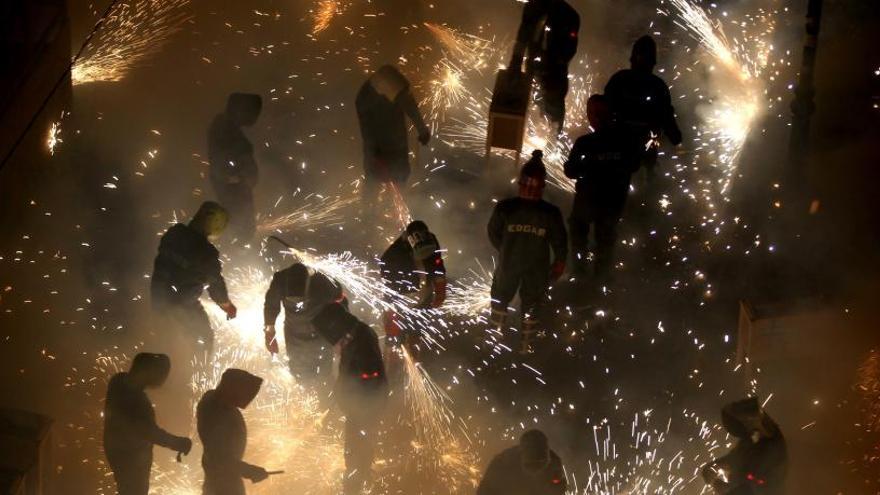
[{"left": 487, "top": 69, "right": 530, "bottom": 167}]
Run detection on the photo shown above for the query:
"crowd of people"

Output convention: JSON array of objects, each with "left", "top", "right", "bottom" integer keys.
[{"left": 102, "top": 0, "right": 786, "bottom": 494}]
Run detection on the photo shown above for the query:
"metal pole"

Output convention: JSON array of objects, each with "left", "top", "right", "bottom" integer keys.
[{"left": 788, "top": 0, "right": 824, "bottom": 180}]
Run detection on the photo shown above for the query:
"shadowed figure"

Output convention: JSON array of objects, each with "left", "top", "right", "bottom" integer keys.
[
  {"left": 197, "top": 368, "right": 268, "bottom": 495},
  {"left": 488, "top": 151, "right": 568, "bottom": 354},
  {"left": 103, "top": 353, "right": 192, "bottom": 495},
  {"left": 508, "top": 0, "right": 580, "bottom": 131},
  {"left": 150, "top": 201, "right": 237, "bottom": 355},
  {"left": 564, "top": 94, "right": 641, "bottom": 282},
  {"left": 477, "top": 429, "right": 567, "bottom": 495},
  {"left": 702, "top": 398, "right": 787, "bottom": 494},
  {"left": 355, "top": 65, "right": 430, "bottom": 216},
  {"left": 263, "top": 262, "right": 346, "bottom": 391},
  {"left": 311, "top": 302, "right": 388, "bottom": 495},
  {"left": 379, "top": 220, "right": 447, "bottom": 359},
  {"left": 208, "top": 93, "right": 262, "bottom": 243},
  {"left": 604, "top": 35, "right": 683, "bottom": 181}
]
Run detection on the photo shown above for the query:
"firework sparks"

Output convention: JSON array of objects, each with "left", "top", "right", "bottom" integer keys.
[
  {"left": 73, "top": 0, "right": 192, "bottom": 85},
  {"left": 668, "top": 0, "right": 777, "bottom": 196},
  {"left": 446, "top": 259, "right": 494, "bottom": 317},
  {"left": 424, "top": 23, "right": 497, "bottom": 74},
  {"left": 257, "top": 193, "right": 356, "bottom": 235},
  {"left": 311, "top": 0, "right": 343, "bottom": 36},
  {"left": 47, "top": 120, "right": 62, "bottom": 155}
]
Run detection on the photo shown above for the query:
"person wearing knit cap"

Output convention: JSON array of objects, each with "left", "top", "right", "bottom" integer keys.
[
  {"left": 311, "top": 303, "right": 388, "bottom": 494},
  {"left": 477, "top": 429, "right": 567, "bottom": 495},
  {"left": 487, "top": 150, "right": 568, "bottom": 354},
  {"left": 604, "top": 35, "right": 682, "bottom": 182}
]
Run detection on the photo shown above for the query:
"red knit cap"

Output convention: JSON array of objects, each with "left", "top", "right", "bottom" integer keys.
[{"left": 519, "top": 150, "right": 546, "bottom": 200}]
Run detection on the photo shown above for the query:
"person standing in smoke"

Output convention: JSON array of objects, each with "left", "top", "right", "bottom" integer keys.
[
  {"left": 604, "top": 35, "right": 683, "bottom": 182},
  {"left": 263, "top": 262, "right": 347, "bottom": 391},
  {"left": 208, "top": 93, "right": 262, "bottom": 243},
  {"left": 563, "top": 94, "right": 641, "bottom": 282},
  {"left": 379, "top": 220, "right": 447, "bottom": 358},
  {"left": 311, "top": 302, "right": 388, "bottom": 495},
  {"left": 151, "top": 201, "right": 237, "bottom": 355},
  {"left": 488, "top": 151, "right": 567, "bottom": 354},
  {"left": 103, "top": 353, "right": 192, "bottom": 495},
  {"left": 508, "top": 0, "right": 580, "bottom": 133},
  {"left": 355, "top": 65, "right": 431, "bottom": 215},
  {"left": 197, "top": 368, "right": 270, "bottom": 495},
  {"left": 702, "top": 398, "right": 787, "bottom": 494},
  {"left": 477, "top": 429, "right": 567, "bottom": 495}
]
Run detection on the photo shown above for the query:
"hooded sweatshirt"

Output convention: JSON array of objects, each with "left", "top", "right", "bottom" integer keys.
[
  {"left": 264, "top": 263, "right": 345, "bottom": 337},
  {"left": 151, "top": 223, "right": 229, "bottom": 307}
]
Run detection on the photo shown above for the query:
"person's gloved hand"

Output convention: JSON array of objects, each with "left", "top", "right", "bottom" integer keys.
[
  {"left": 243, "top": 464, "right": 269, "bottom": 483},
  {"left": 418, "top": 128, "right": 431, "bottom": 146},
  {"left": 170, "top": 436, "right": 192, "bottom": 456},
  {"left": 549, "top": 261, "right": 565, "bottom": 282},
  {"left": 264, "top": 325, "right": 278, "bottom": 354},
  {"left": 220, "top": 301, "right": 237, "bottom": 320},
  {"left": 431, "top": 277, "right": 447, "bottom": 308}
]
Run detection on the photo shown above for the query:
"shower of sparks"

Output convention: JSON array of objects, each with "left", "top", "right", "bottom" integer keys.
[
  {"left": 311, "top": 0, "right": 342, "bottom": 36},
  {"left": 446, "top": 259, "right": 494, "bottom": 317},
  {"left": 72, "top": 0, "right": 192, "bottom": 85},
  {"left": 668, "top": 0, "right": 777, "bottom": 196},
  {"left": 257, "top": 193, "right": 356, "bottom": 235},
  {"left": 424, "top": 23, "right": 497, "bottom": 74},
  {"left": 858, "top": 350, "right": 880, "bottom": 433},
  {"left": 47, "top": 121, "right": 62, "bottom": 155},
  {"left": 396, "top": 348, "right": 481, "bottom": 491},
  {"left": 386, "top": 182, "right": 413, "bottom": 230},
  {"left": 422, "top": 59, "right": 471, "bottom": 123}
]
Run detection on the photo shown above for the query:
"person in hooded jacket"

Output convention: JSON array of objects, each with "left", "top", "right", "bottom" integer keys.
[
  {"left": 197, "top": 368, "right": 269, "bottom": 495},
  {"left": 263, "top": 262, "right": 346, "bottom": 388},
  {"left": 508, "top": 0, "right": 580, "bottom": 132},
  {"left": 311, "top": 303, "right": 388, "bottom": 495},
  {"left": 355, "top": 65, "right": 431, "bottom": 214},
  {"left": 151, "top": 201, "right": 237, "bottom": 355},
  {"left": 208, "top": 93, "right": 262, "bottom": 243},
  {"left": 702, "top": 397, "right": 787, "bottom": 494},
  {"left": 564, "top": 94, "right": 641, "bottom": 280},
  {"left": 104, "top": 353, "right": 192, "bottom": 495},
  {"left": 488, "top": 151, "right": 567, "bottom": 353},
  {"left": 604, "top": 35, "right": 682, "bottom": 181},
  {"left": 477, "top": 429, "right": 567, "bottom": 495},
  {"left": 379, "top": 220, "right": 447, "bottom": 354}
]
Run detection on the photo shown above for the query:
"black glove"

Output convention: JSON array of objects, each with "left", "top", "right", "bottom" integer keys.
[{"left": 171, "top": 436, "right": 192, "bottom": 456}]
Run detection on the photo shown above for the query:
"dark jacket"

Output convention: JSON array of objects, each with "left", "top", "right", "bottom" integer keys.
[
  {"left": 150, "top": 223, "right": 229, "bottom": 308},
  {"left": 379, "top": 234, "right": 446, "bottom": 294},
  {"left": 311, "top": 304, "right": 388, "bottom": 415},
  {"left": 263, "top": 264, "right": 345, "bottom": 337},
  {"left": 207, "top": 114, "right": 258, "bottom": 188},
  {"left": 563, "top": 126, "right": 641, "bottom": 212},
  {"left": 487, "top": 198, "right": 568, "bottom": 269},
  {"left": 197, "top": 371, "right": 262, "bottom": 495},
  {"left": 604, "top": 68, "right": 682, "bottom": 145},
  {"left": 338, "top": 320, "right": 387, "bottom": 414},
  {"left": 103, "top": 373, "right": 178, "bottom": 462},
  {"left": 515, "top": 0, "right": 580, "bottom": 70},
  {"left": 355, "top": 73, "right": 428, "bottom": 183},
  {"left": 477, "top": 446, "right": 567, "bottom": 495}
]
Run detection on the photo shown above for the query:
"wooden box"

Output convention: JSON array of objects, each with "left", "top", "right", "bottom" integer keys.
[{"left": 487, "top": 69, "right": 530, "bottom": 164}]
